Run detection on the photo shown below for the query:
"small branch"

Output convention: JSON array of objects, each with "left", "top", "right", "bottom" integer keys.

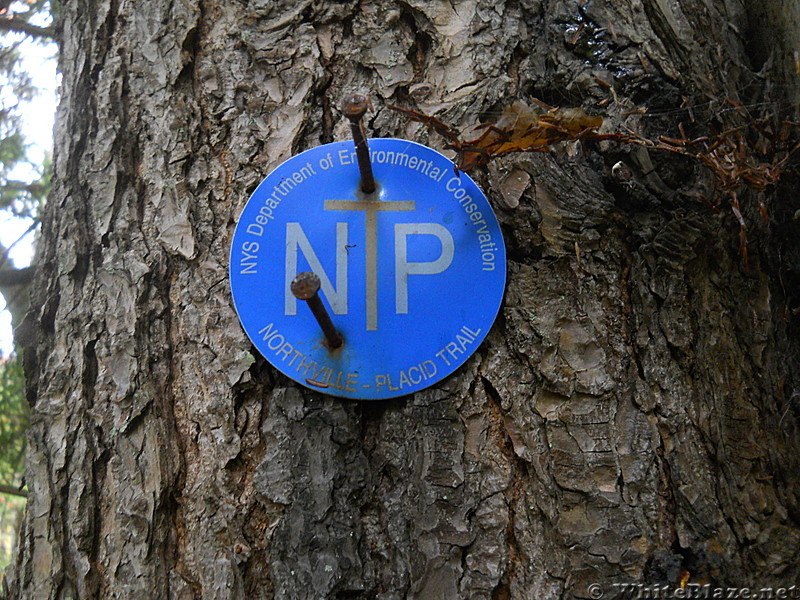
[
  {"left": 0, "top": 17, "right": 55, "bottom": 39},
  {"left": 0, "top": 221, "right": 39, "bottom": 272},
  {"left": 0, "top": 265, "right": 35, "bottom": 287},
  {"left": 4, "top": 180, "right": 47, "bottom": 197},
  {"left": 0, "top": 484, "right": 27, "bottom": 499}
]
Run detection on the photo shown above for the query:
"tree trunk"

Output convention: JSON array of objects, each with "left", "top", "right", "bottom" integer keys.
[{"left": 4, "top": 1, "right": 800, "bottom": 599}]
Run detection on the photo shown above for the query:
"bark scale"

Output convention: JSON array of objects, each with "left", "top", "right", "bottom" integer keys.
[{"left": 3, "top": 1, "right": 800, "bottom": 599}]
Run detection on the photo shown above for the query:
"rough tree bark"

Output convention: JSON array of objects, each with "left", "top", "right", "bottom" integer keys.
[{"left": 3, "top": 0, "right": 800, "bottom": 599}]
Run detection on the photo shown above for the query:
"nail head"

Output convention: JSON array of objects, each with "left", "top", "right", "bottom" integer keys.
[
  {"left": 291, "top": 271, "right": 321, "bottom": 300},
  {"left": 341, "top": 94, "right": 369, "bottom": 120}
]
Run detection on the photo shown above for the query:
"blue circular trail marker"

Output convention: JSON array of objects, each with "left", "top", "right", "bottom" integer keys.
[{"left": 229, "top": 138, "right": 506, "bottom": 400}]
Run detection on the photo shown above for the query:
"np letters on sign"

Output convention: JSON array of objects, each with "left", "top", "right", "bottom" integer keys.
[{"left": 241, "top": 199, "right": 455, "bottom": 331}]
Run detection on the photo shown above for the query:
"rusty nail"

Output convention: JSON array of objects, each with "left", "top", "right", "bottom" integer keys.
[
  {"left": 341, "top": 93, "right": 376, "bottom": 194},
  {"left": 290, "top": 271, "right": 344, "bottom": 349}
]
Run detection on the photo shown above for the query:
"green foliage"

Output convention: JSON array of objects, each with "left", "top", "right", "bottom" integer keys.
[
  {"left": 0, "top": 148, "right": 50, "bottom": 220},
  {"left": 0, "top": 1, "right": 55, "bottom": 222},
  {"left": 0, "top": 355, "right": 26, "bottom": 490},
  {"left": 0, "top": 354, "right": 26, "bottom": 574},
  {"left": 0, "top": 492, "right": 24, "bottom": 572}
]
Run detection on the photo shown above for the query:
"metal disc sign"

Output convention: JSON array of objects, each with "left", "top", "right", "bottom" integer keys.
[{"left": 230, "top": 138, "right": 506, "bottom": 400}]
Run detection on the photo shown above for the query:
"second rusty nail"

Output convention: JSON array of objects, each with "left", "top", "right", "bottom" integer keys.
[
  {"left": 341, "top": 93, "right": 376, "bottom": 194},
  {"left": 291, "top": 271, "right": 344, "bottom": 349}
]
